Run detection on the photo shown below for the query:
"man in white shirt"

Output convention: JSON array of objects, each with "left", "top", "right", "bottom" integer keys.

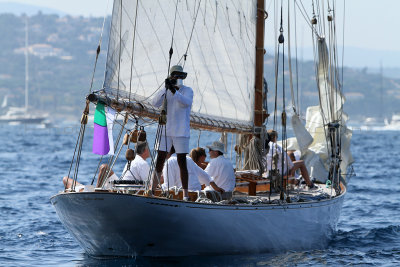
[
  {"left": 162, "top": 150, "right": 224, "bottom": 193},
  {"left": 204, "top": 141, "right": 236, "bottom": 192},
  {"left": 121, "top": 141, "right": 150, "bottom": 182},
  {"left": 152, "top": 65, "right": 193, "bottom": 200}
]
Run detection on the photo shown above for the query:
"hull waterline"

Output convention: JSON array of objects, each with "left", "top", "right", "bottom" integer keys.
[{"left": 51, "top": 189, "right": 345, "bottom": 257}]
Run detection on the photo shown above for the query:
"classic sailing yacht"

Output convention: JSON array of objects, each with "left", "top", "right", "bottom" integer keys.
[
  {"left": 0, "top": 17, "right": 48, "bottom": 124},
  {"left": 51, "top": 0, "right": 353, "bottom": 257}
]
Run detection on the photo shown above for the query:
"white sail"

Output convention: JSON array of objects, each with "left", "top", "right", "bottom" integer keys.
[
  {"left": 316, "top": 38, "right": 345, "bottom": 123},
  {"left": 103, "top": 0, "right": 257, "bottom": 127},
  {"left": 286, "top": 38, "right": 353, "bottom": 183}
]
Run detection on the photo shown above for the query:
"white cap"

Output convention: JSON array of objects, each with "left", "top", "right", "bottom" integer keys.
[{"left": 206, "top": 141, "right": 225, "bottom": 153}]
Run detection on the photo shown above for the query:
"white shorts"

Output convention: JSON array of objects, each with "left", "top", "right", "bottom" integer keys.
[{"left": 156, "top": 136, "right": 189, "bottom": 154}]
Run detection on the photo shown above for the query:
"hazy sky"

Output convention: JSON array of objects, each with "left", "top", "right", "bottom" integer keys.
[
  {"left": 1, "top": 0, "right": 399, "bottom": 68},
  {"left": 0, "top": 0, "right": 113, "bottom": 17},
  {"left": 0, "top": 0, "right": 395, "bottom": 48}
]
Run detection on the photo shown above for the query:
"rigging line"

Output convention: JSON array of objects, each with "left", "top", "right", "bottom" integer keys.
[
  {"left": 321, "top": 0, "right": 326, "bottom": 37},
  {"left": 128, "top": 0, "right": 140, "bottom": 103},
  {"left": 121, "top": 1, "right": 168, "bottom": 95},
  {"left": 287, "top": 0, "right": 297, "bottom": 114},
  {"left": 189, "top": 8, "right": 223, "bottom": 118},
  {"left": 102, "top": 114, "right": 127, "bottom": 185},
  {"left": 294, "top": 0, "right": 300, "bottom": 114},
  {"left": 145, "top": 124, "right": 161, "bottom": 191},
  {"left": 65, "top": 125, "right": 83, "bottom": 191},
  {"left": 72, "top": 124, "right": 87, "bottom": 191},
  {"left": 225, "top": 1, "right": 253, "bottom": 64},
  {"left": 200, "top": 2, "right": 241, "bottom": 119},
  {"left": 91, "top": 155, "right": 103, "bottom": 186},
  {"left": 116, "top": 0, "right": 123, "bottom": 102},
  {"left": 116, "top": 0, "right": 174, "bottom": 101},
  {"left": 315, "top": 0, "right": 322, "bottom": 36},
  {"left": 331, "top": 0, "right": 343, "bottom": 116},
  {"left": 311, "top": 27, "right": 329, "bottom": 153},
  {"left": 213, "top": 0, "right": 218, "bottom": 32},
  {"left": 103, "top": 113, "right": 130, "bottom": 183},
  {"left": 167, "top": 0, "right": 179, "bottom": 75},
  {"left": 330, "top": 9, "right": 339, "bottom": 123},
  {"left": 164, "top": 116, "right": 170, "bottom": 195},
  {"left": 341, "top": 0, "right": 345, "bottom": 102},
  {"left": 296, "top": 0, "right": 320, "bottom": 38},
  {"left": 135, "top": 2, "right": 199, "bottom": 106},
  {"left": 88, "top": 0, "right": 109, "bottom": 94},
  {"left": 91, "top": 108, "right": 125, "bottom": 186},
  {"left": 279, "top": 0, "right": 288, "bottom": 198},
  {"left": 179, "top": 0, "right": 202, "bottom": 67},
  {"left": 213, "top": 5, "right": 250, "bottom": 116}
]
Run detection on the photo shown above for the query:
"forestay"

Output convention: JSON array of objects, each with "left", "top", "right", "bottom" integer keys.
[{"left": 103, "top": 0, "right": 257, "bottom": 129}]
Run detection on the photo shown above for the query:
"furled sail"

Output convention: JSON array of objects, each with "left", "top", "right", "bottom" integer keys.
[
  {"left": 316, "top": 38, "right": 345, "bottom": 122},
  {"left": 288, "top": 38, "right": 353, "bottom": 182},
  {"left": 102, "top": 0, "right": 257, "bottom": 132}
]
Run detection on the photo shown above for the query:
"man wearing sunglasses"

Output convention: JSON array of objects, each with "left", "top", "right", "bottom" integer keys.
[{"left": 152, "top": 65, "right": 194, "bottom": 200}]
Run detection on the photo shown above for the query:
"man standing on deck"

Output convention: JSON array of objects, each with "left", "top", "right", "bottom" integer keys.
[{"left": 152, "top": 65, "right": 193, "bottom": 200}]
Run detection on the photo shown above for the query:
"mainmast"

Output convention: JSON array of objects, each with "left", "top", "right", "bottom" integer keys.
[{"left": 254, "top": 0, "right": 266, "bottom": 130}]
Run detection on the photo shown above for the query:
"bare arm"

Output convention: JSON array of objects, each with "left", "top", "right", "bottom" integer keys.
[{"left": 210, "top": 181, "right": 224, "bottom": 193}]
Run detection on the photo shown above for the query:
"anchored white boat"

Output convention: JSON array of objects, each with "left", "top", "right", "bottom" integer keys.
[
  {"left": 0, "top": 18, "right": 48, "bottom": 124},
  {"left": 384, "top": 113, "right": 400, "bottom": 130},
  {"left": 51, "top": 0, "right": 353, "bottom": 257}
]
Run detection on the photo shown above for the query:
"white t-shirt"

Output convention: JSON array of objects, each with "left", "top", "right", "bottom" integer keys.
[
  {"left": 151, "top": 85, "right": 193, "bottom": 137},
  {"left": 121, "top": 154, "right": 150, "bottom": 181},
  {"left": 264, "top": 142, "right": 294, "bottom": 176},
  {"left": 161, "top": 155, "right": 213, "bottom": 191},
  {"left": 205, "top": 155, "right": 235, "bottom": 192}
]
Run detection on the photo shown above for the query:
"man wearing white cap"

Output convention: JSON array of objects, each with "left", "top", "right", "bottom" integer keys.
[
  {"left": 152, "top": 65, "right": 193, "bottom": 200},
  {"left": 205, "top": 140, "right": 236, "bottom": 193}
]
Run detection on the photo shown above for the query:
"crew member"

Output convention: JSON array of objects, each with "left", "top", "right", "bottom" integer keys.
[
  {"left": 204, "top": 140, "right": 236, "bottom": 193},
  {"left": 121, "top": 141, "right": 150, "bottom": 181},
  {"left": 151, "top": 65, "right": 193, "bottom": 200}
]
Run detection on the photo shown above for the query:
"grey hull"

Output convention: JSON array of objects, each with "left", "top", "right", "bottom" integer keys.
[{"left": 51, "top": 190, "right": 345, "bottom": 257}]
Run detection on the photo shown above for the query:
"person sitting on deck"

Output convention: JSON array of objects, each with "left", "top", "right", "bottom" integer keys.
[
  {"left": 63, "top": 165, "right": 119, "bottom": 192},
  {"left": 189, "top": 147, "right": 208, "bottom": 169},
  {"left": 62, "top": 177, "right": 89, "bottom": 192},
  {"left": 204, "top": 141, "right": 236, "bottom": 193},
  {"left": 94, "top": 141, "right": 150, "bottom": 189},
  {"left": 120, "top": 141, "right": 150, "bottom": 182},
  {"left": 264, "top": 130, "right": 314, "bottom": 188},
  {"left": 161, "top": 147, "right": 224, "bottom": 194}
]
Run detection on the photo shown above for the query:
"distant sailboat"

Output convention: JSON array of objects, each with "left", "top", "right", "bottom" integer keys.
[
  {"left": 360, "top": 63, "right": 386, "bottom": 130},
  {"left": 0, "top": 17, "right": 48, "bottom": 124},
  {"left": 384, "top": 113, "right": 400, "bottom": 130}
]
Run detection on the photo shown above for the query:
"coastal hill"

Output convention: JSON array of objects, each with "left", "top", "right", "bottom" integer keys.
[{"left": 0, "top": 13, "right": 398, "bottom": 122}]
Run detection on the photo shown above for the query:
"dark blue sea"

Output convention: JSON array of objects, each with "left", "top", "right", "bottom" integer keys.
[{"left": 0, "top": 123, "right": 399, "bottom": 266}]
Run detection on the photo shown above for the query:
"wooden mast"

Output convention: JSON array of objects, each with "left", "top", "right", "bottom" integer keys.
[{"left": 254, "top": 0, "right": 266, "bottom": 130}]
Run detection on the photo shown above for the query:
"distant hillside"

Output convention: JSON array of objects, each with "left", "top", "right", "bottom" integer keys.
[
  {"left": 0, "top": 13, "right": 109, "bottom": 118},
  {"left": 0, "top": 13, "right": 398, "bottom": 122},
  {"left": 263, "top": 54, "right": 400, "bottom": 121}
]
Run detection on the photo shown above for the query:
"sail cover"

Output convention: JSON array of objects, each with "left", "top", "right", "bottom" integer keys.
[{"left": 103, "top": 0, "right": 257, "bottom": 128}]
